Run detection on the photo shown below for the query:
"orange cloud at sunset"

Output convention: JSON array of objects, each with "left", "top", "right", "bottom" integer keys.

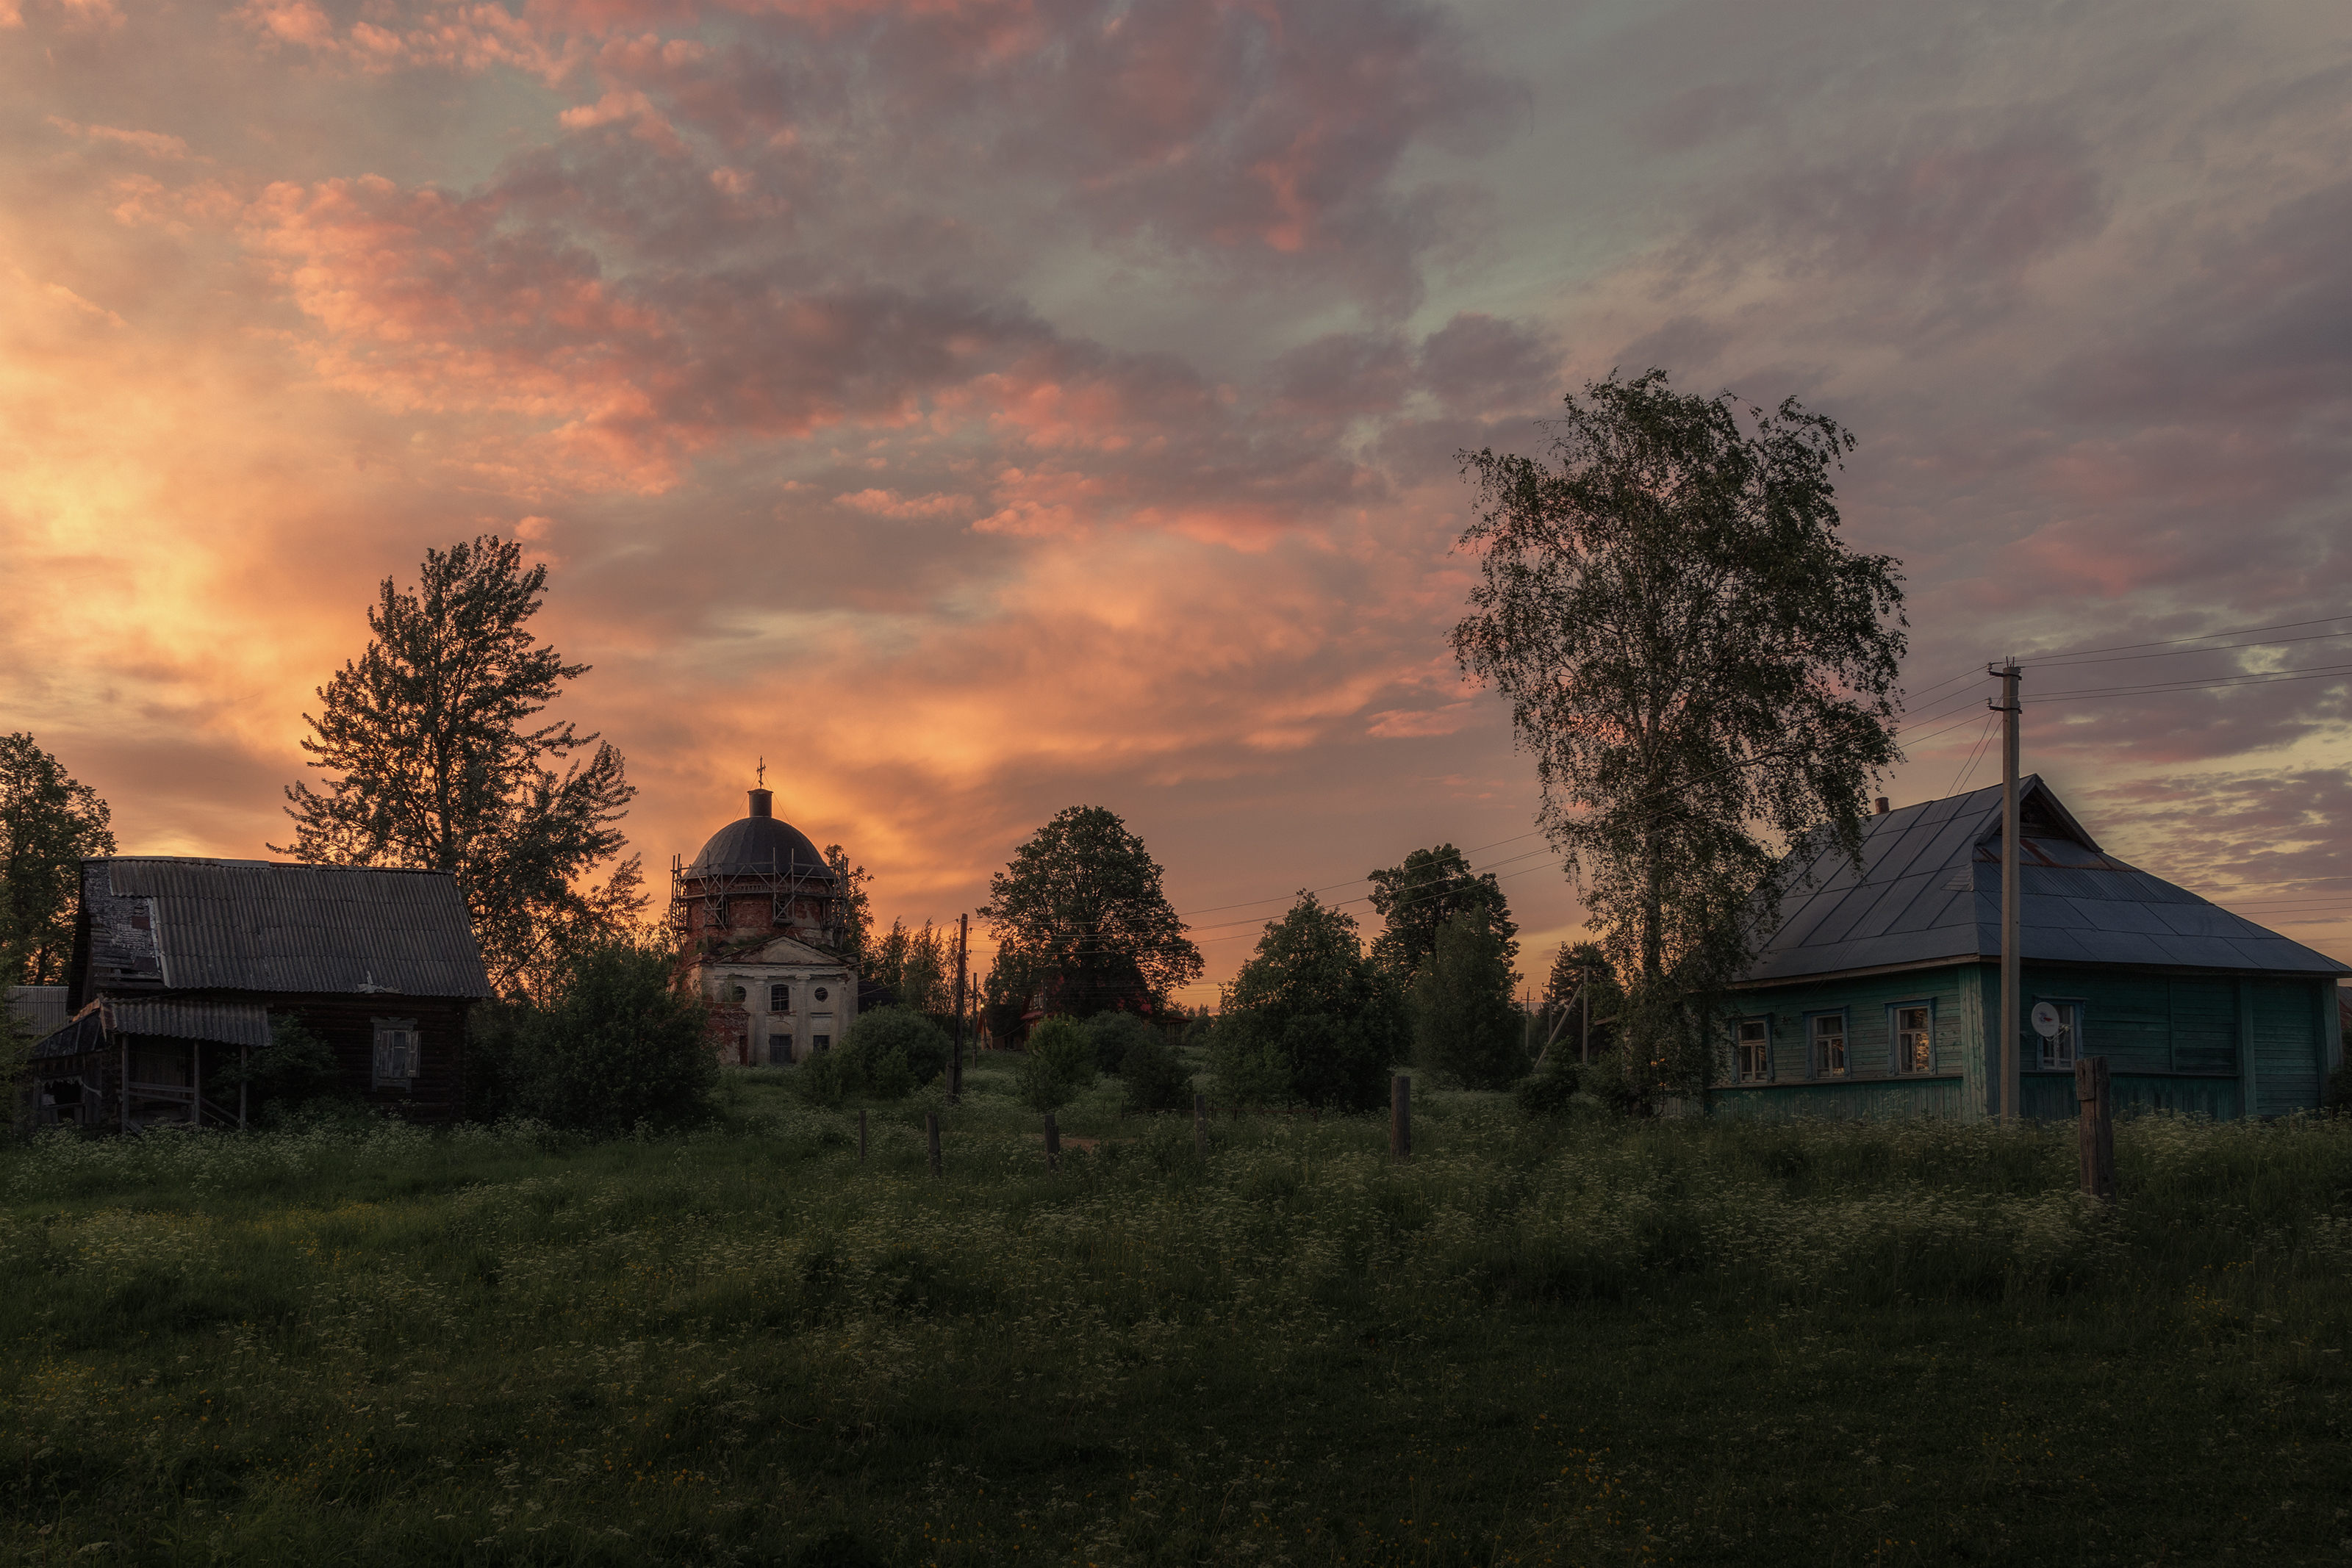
[{"left": 3, "top": 0, "right": 2348, "bottom": 999}]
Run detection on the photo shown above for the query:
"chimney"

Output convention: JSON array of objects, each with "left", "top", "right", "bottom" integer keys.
[
  {"left": 748, "top": 788, "right": 774, "bottom": 819},
  {"left": 1874, "top": 796, "right": 1890, "bottom": 816}
]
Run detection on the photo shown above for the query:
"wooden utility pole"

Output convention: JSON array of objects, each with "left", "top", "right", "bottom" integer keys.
[
  {"left": 1992, "top": 662, "right": 2023, "bottom": 1123},
  {"left": 950, "top": 912, "right": 969, "bottom": 1102},
  {"left": 2076, "top": 1056, "right": 2115, "bottom": 1201},
  {"left": 1580, "top": 965, "right": 1591, "bottom": 1065}
]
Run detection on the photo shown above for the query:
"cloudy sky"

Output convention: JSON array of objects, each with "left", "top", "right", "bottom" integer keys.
[{"left": 4, "top": 0, "right": 2348, "bottom": 998}]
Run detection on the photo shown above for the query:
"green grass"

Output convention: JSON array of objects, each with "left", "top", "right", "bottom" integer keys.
[{"left": 4, "top": 1047, "right": 2351, "bottom": 1566}]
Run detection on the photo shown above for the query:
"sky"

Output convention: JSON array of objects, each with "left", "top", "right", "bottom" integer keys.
[{"left": 4, "top": 0, "right": 2348, "bottom": 1002}]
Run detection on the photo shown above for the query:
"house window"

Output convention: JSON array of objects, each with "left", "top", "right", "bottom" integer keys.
[
  {"left": 372, "top": 1018, "right": 419, "bottom": 1090},
  {"left": 770, "top": 983, "right": 789, "bottom": 1012},
  {"left": 2034, "top": 1001, "right": 2082, "bottom": 1070},
  {"left": 1811, "top": 1013, "right": 1848, "bottom": 1078},
  {"left": 768, "top": 1034, "right": 792, "bottom": 1065},
  {"left": 1734, "top": 1018, "right": 1771, "bottom": 1082},
  {"left": 1895, "top": 1004, "right": 1933, "bottom": 1074}
]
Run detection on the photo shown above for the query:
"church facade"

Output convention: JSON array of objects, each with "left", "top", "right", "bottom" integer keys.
[{"left": 670, "top": 787, "right": 858, "bottom": 1066}]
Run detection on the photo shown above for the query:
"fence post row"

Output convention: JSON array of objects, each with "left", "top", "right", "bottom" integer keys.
[
  {"left": 2075, "top": 1055, "right": 2115, "bottom": 1202},
  {"left": 926, "top": 1111, "right": 941, "bottom": 1178},
  {"left": 1391, "top": 1074, "right": 1410, "bottom": 1162}
]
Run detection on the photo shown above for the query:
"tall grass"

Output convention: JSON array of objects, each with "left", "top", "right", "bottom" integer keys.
[{"left": 4, "top": 1056, "right": 2350, "bottom": 1565}]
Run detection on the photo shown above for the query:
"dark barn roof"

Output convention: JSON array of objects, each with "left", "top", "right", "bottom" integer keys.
[
  {"left": 75, "top": 857, "right": 495, "bottom": 1002},
  {"left": 35, "top": 998, "right": 271, "bottom": 1060},
  {"left": 1742, "top": 777, "right": 2350, "bottom": 985}
]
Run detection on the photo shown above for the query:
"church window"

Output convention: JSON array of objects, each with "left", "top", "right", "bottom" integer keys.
[{"left": 770, "top": 983, "right": 789, "bottom": 1011}]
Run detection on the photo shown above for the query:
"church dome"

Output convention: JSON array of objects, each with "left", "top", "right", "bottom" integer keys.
[{"left": 687, "top": 788, "right": 833, "bottom": 880}]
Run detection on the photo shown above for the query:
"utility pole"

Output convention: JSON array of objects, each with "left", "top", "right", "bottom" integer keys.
[
  {"left": 1991, "top": 661, "right": 2023, "bottom": 1123},
  {"left": 1580, "top": 964, "right": 1592, "bottom": 1065},
  {"left": 950, "top": 912, "right": 969, "bottom": 1102}
]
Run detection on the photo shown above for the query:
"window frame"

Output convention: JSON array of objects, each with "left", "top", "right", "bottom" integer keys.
[
  {"left": 1731, "top": 1015, "right": 1774, "bottom": 1083},
  {"left": 769, "top": 982, "right": 790, "bottom": 1013},
  {"left": 767, "top": 1033, "right": 793, "bottom": 1065},
  {"left": 1806, "top": 1009, "right": 1849, "bottom": 1079},
  {"left": 371, "top": 1016, "right": 420, "bottom": 1090},
  {"left": 1890, "top": 1000, "right": 1936, "bottom": 1076},
  {"left": 2029, "top": 997, "right": 2085, "bottom": 1071}
]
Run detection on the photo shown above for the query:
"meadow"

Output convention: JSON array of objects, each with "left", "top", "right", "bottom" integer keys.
[{"left": 4, "top": 1049, "right": 2350, "bottom": 1567}]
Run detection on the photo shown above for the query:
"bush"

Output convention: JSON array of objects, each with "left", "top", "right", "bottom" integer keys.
[
  {"left": 792, "top": 1048, "right": 850, "bottom": 1108},
  {"left": 840, "top": 1007, "right": 952, "bottom": 1101},
  {"left": 216, "top": 1014, "right": 353, "bottom": 1125},
  {"left": 1017, "top": 1017, "right": 1095, "bottom": 1112},
  {"left": 1579, "top": 1047, "right": 1657, "bottom": 1118},
  {"left": 1120, "top": 1029, "right": 1193, "bottom": 1114},
  {"left": 1086, "top": 1010, "right": 1156, "bottom": 1077},
  {"left": 1513, "top": 1054, "right": 1582, "bottom": 1116},
  {"left": 500, "top": 940, "right": 717, "bottom": 1137},
  {"left": 1205, "top": 1010, "right": 1291, "bottom": 1107}
]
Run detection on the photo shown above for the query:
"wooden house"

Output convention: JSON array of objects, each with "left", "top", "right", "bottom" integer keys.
[
  {"left": 1718, "top": 777, "right": 2347, "bottom": 1121},
  {"left": 28, "top": 857, "right": 493, "bottom": 1129}
]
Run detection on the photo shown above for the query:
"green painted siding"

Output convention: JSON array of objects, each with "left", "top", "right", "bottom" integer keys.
[
  {"left": 2166, "top": 976, "right": 2236, "bottom": 1073},
  {"left": 1729, "top": 962, "right": 2331, "bottom": 1121},
  {"left": 2254, "top": 978, "right": 2321, "bottom": 1116}
]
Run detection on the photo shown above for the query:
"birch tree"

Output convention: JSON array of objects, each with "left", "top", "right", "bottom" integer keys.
[{"left": 1452, "top": 370, "right": 1905, "bottom": 1102}]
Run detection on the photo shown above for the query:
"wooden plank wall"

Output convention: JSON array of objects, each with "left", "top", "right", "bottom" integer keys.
[{"left": 277, "top": 994, "right": 471, "bottom": 1122}]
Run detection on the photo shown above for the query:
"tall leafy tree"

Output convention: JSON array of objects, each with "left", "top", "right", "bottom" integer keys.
[
  {"left": 0, "top": 733, "right": 116, "bottom": 985},
  {"left": 1452, "top": 370, "right": 1905, "bottom": 1100},
  {"left": 1408, "top": 907, "right": 1525, "bottom": 1090},
  {"left": 1366, "top": 843, "right": 1518, "bottom": 986},
  {"left": 979, "top": 805, "right": 1201, "bottom": 1018},
  {"left": 1216, "top": 891, "right": 1402, "bottom": 1110},
  {"left": 274, "top": 536, "right": 645, "bottom": 999}
]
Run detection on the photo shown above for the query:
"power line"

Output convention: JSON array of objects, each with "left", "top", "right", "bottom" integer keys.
[{"left": 2023, "top": 612, "right": 2352, "bottom": 663}]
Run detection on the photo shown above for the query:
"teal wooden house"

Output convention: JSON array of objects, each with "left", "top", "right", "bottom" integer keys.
[{"left": 1719, "top": 777, "right": 2346, "bottom": 1120}]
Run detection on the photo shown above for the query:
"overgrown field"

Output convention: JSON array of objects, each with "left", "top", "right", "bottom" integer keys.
[{"left": 5, "top": 1051, "right": 2351, "bottom": 1566}]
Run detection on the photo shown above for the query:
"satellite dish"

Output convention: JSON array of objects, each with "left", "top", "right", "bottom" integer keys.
[{"left": 2030, "top": 1001, "right": 2062, "bottom": 1039}]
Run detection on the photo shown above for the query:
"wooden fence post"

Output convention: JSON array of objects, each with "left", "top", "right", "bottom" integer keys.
[
  {"left": 1044, "top": 1112, "right": 1061, "bottom": 1170},
  {"left": 1194, "top": 1092, "right": 1206, "bottom": 1159},
  {"left": 858, "top": 1108, "right": 867, "bottom": 1162},
  {"left": 2076, "top": 1055, "right": 2115, "bottom": 1202},
  {"left": 926, "top": 1111, "right": 941, "bottom": 1177},
  {"left": 1391, "top": 1075, "right": 1410, "bottom": 1162}
]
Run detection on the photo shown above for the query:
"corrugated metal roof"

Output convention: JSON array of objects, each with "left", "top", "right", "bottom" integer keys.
[
  {"left": 94, "top": 857, "right": 493, "bottom": 999},
  {"left": 32, "top": 997, "right": 272, "bottom": 1057},
  {"left": 1742, "top": 777, "right": 2351, "bottom": 983},
  {"left": 6, "top": 986, "right": 70, "bottom": 1040}
]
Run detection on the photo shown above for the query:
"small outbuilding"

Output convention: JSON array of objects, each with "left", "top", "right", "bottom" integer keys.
[
  {"left": 1720, "top": 777, "right": 2347, "bottom": 1120},
  {"left": 27, "top": 856, "right": 493, "bottom": 1130}
]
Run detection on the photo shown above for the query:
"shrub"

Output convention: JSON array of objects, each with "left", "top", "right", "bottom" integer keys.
[
  {"left": 1205, "top": 1010, "right": 1291, "bottom": 1107},
  {"left": 840, "top": 1007, "right": 952, "bottom": 1101},
  {"left": 215, "top": 1013, "right": 352, "bottom": 1125},
  {"left": 506, "top": 939, "right": 717, "bottom": 1137},
  {"left": 1086, "top": 1010, "right": 1156, "bottom": 1077},
  {"left": 1017, "top": 1017, "right": 1094, "bottom": 1112},
  {"left": 1578, "top": 1046, "right": 1657, "bottom": 1117},
  {"left": 1120, "top": 1029, "right": 1193, "bottom": 1114},
  {"left": 1513, "top": 1054, "right": 1582, "bottom": 1116},
  {"left": 792, "top": 1048, "right": 850, "bottom": 1108}
]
